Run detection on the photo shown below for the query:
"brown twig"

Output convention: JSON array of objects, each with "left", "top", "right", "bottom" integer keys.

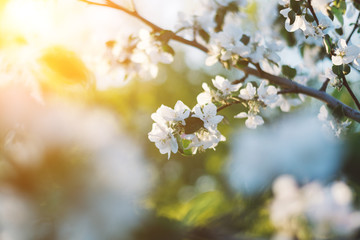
[
  {"left": 341, "top": 75, "right": 360, "bottom": 110},
  {"left": 347, "top": 12, "right": 360, "bottom": 44},
  {"left": 307, "top": 0, "right": 320, "bottom": 26},
  {"left": 319, "top": 79, "right": 330, "bottom": 92}
]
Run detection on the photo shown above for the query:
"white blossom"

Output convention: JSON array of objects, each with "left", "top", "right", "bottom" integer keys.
[
  {"left": 257, "top": 80, "right": 279, "bottom": 105},
  {"left": 238, "top": 82, "right": 256, "bottom": 100},
  {"left": 270, "top": 175, "right": 360, "bottom": 238},
  {"left": 151, "top": 101, "right": 191, "bottom": 126},
  {"left": 192, "top": 103, "right": 224, "bottom": 130},
  {"left": 311, "top": 0, "right": 332, "bottom": 15},
  {"left": 216, "top": 0, "right": 247, "bottom": 7},
  {"left": 274, "top": 95, "right": 302, "bottom": 112},
  {"left": 332, "top": 39, "right": 360, "bottom": 66},
  {"left": 322, "top": 68, "right": 342, "bottom": 89},
  {"left": 234, "top": 111, "right": 264, "bottom": 129},
  {"left": 280, "top": 8, "right": 307, "bottom": 33},
  {"left": 197, "top": 83, "right": 214, "bottom": 105},
  {"left": 189, "top": 129, "right": 226, "bottom": 151},
  {"left": 148, "top": 123, "right": 178, "bottom": 159},
  {"left": 212, "top": 75, "right": 242, "bottom": 96},
  {"left": 318, "top": 105, "right": 351, "bottom": 137}
]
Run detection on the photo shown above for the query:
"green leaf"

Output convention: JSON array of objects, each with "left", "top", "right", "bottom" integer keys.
[
  {"left": 290, "top": 0, "right": 301, "bottom": 14},
  {"left": 323, "top": 34, "right": 332, "bottom": 54},
  {"left": 305, "top": 13, "right": 314, "bottom": 23},
  {"left": 288, "top": 10, "right": 296, "bottom": 25},
  {"left": 335, "top": 27, "right": 343, "bottom": 35},
  {"left": 179, "top": 139, "right": 193, "bottom": 156},
  {"left": 162, "top": 44, "right": 175, "bottom": 56},
  {"left": 235, "top": 59, "right": 249, "bottom": 68},
  {"left": 214, "top": 7, "right": 227, "bottom": 32},
  {"left": 331, "top": 6, "right": 344, "bottom": 25},
  {"left": 240, "top": 34, "right": 250, "bottom": 45},
  {"left": 198, "top": 29, "right": 210, "bottom": 43},
  {"left": 327, "top": 9, "right": 334, "bottom": 21},
  {"left": 184, "top": 117, "right": 203, "bottom": 134},
  {"left": 331, "top": 104, "right": 345, "bottom": 120},
  {"left": 354, "top": 1, "right": 360, "bottom": 11},
  {"left": 332, "top": 64, "right": 344, "bottom": 76},
  {"left": 227, "top": 1, "right": 239, "bottom": 12},
  {"left": 281, "top": 65, "right": 297, "bottom": 79},
  {"left": 343, "top": 64, "right": 351, "bottom": 75}
]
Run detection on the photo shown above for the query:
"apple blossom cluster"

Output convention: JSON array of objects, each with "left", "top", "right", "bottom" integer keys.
[
  {"left": 319, "top": 38, "right": 360, "bottom": 91},
  {"left": 205, "top": 24, "right": 284, "bottom": 69},
  {"left": 149, "top": 75, "right": 303, "bottom": 158},
  {"left": 279, "top": 0, "right": 333, "bottom": 38},
  {"left": 100, "top": 28, "right": 174, "bottom": 82},
  {"left": 270, "top": 175, "right": 360, "bottom": 239},
  {"left": 318, "top": 104, "right": 351, "bottom": 137}
]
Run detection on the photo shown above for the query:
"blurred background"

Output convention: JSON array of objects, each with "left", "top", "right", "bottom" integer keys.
[{"left": 0, "top": 0, "right": 360, "bottom": 239}]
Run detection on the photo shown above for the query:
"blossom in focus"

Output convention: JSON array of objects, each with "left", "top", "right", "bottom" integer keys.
[
  {"left": 212, "top": 75, "right": 242, "bottom": 97},
  {"left": 257, "top": 80, "right": 278, "bottom": 105},
  {"left": 238, "top": 82, "right": 256, "bottom": 100},
  {"left": 192, "top": 103, "right": 224, "bottom": 130},
  {"left": 148, "top": 123, "right": 178, "bottom": 159},
  {"left": 331, "top": 39, "right": 360, "bottom": 66},
  {"left": 197, "top": 83, "right": 214, "bottom": 106}
]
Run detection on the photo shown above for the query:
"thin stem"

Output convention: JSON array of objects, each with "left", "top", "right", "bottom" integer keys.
[
  {"left": 347, "top": 12, "right": 360, "bottom": 44},
  {"left": 319, "top": 79, "right": 330, "bottom": 92},
  {"left": 232, "top": 73, "right": 248, "bottom": 85},
  {"left": 79, "top": 0, "right": 208, "bottom": 52},
  {"left": 217, "top": 100, "right": 243, "bottom": 112},
  {"left": 341, "top": 75, "right": 360, "bottom": 110},
  {"left": 307, "top": 0, "right": 320, "bottom": 26},
  {"left": 78, "top": 0, "right": 360, "bottom": 122}
]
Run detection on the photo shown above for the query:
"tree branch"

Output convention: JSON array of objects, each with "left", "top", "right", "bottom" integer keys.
[
  {"left": 347, "top": 12, "right": 360, "bottom": 44},
  {"left": 319, "top": 79, "right": 329, "bottom": 92},
  {"left": 78, "top": 0, "right": 360, "bottom": 123},
  {"left": 79, "top": 0, "right": 208, "bottom": 52},
  {"left": 307, "top": 0, "right": 320, "bottom": 26},
  {"left": 217, "top": 100, "right": 243, "bottom": 112},
  {"left": 341, "top": 75, "right": 360, "bottom": 110}
]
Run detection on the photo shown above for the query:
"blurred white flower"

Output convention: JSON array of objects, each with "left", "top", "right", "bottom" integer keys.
[
  {"left": 234, "top": 111, "right": 264, "bottom": 129},
  {"left": 227, "top": 111, "right": 342, "bottom": 195},
  {"left": 270, "top": 175, "right": 360, "bottom": 238},
  {"left": 318, "top": 105, "right": 351, "bottom": 137},
  {"left": 0, "top": 89, "right": 153, "bottom": 239}
]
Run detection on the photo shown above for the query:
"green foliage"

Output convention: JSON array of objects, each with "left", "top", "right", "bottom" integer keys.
[
  {"left": 331, "top": 0, "right": 347, "bottom": 25},
  {"left": 281, "top": 65, "right": 297, "bottom": 79},
  {"left": 323, "top": 34, "right": 333, "bottom": 54}
]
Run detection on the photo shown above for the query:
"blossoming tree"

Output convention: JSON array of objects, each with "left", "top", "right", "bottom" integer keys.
[
  {"left": 80, "top": 0, "right": 360, "bottom": 157},
  {"left": 74, "top": 0, "right": 360, "bottom": 238},
  {"left": 1, "top": 0, "right": 360, "bottom": 239}
]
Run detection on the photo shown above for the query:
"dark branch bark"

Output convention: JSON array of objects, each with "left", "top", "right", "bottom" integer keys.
[
  {"left": 319, "top": 79, "right": 329, "bottom": 92},
  {"left": 307, "top": 0, "right": 320, "bottom": 26},
  {"left": 341, "top": 75, "right": 360, "bottom": 110}
]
